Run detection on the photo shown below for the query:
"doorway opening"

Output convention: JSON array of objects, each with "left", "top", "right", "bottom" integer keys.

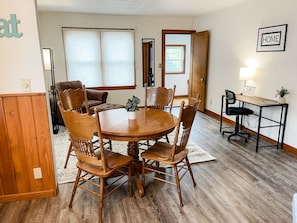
[
  {"left": 162, "top": 30, "right": 195, "bottom": 99},
  {"left": 162, "top": 29, "right": 209, "bottom": 112}
]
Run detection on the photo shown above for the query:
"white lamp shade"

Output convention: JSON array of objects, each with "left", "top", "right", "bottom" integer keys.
[
  {"left": 42, "top": 48, "right": 52, "bottom": 71},
  {"left": 239, "top": 67, "right": 255, "bottom": 80}
]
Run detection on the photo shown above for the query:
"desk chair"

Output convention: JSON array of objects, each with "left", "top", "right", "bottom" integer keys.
[{"left": 222, "top": 89, "right": 253, "bottom": 142}]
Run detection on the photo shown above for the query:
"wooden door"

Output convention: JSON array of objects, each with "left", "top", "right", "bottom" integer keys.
[
  {"left": 142, "top": 42, "right": 150, "bottom": 86},
  {"left": 189, "top": 31, "right": 209, "bottom": 112}
]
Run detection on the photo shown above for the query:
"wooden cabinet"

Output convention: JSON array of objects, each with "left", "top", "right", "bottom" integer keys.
[{"left": 0, "top": 93, "right": 57, "bottom": 202}]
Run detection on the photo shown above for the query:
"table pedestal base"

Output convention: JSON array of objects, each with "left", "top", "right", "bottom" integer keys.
[{"left": 128, "top": 142, "right": 144, "bottom": 197}]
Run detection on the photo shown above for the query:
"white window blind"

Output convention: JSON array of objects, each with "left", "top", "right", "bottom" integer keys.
[{"left": 63, "top": 28, "right": 135, "bottom": 88}]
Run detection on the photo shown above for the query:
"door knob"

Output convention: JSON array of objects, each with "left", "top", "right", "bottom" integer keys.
[{"left": 200, "top": 78, "right": 205, "bottom": 82}]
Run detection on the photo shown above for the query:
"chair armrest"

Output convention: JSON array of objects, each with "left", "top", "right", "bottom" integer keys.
[{"left": 86, "top": 89, "right": 108, "bottom": 103}]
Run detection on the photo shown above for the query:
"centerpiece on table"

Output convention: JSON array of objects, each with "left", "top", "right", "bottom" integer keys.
[
  {"left": 125, "top": 95, "right": 141, "bottom": 120},
  {"left": 275, "top": 86, "right": 289, "bottom": 103}
]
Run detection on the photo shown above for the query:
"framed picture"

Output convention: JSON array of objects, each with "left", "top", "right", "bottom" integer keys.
[{"left": 256, "top": 24, "right": 288, "bottom": 52}]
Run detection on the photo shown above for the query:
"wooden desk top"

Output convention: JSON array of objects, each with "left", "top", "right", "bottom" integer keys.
[
  {"left": 99, "top": 108, "right": 177, "bottom": 142},
  {"left": 236, "top": 94, "right": 283, "bottom": 107}
]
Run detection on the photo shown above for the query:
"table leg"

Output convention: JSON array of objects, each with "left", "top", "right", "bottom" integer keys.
[
  {"left": 127, "top": 142, "right": 144, "bottom": 197},
  {"left": 220, "top": 95, "right": 224, "bottom": 132},
  {"left": 256, "top": 107, "right": 262, "bottom": 152}
]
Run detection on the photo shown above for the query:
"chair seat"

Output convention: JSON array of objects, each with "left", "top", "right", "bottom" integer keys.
[
  {"left": 227, "top": 107, "right": 254, "bottom": 116},
  {"left": 87, "top": 99, "right": 104, "bottom": 107},
  {"left": 77, "top": 150, "right": 132, "bottom": 178},
  {"left": 141, "top": 142, "right": 188, "bottom": 165}
]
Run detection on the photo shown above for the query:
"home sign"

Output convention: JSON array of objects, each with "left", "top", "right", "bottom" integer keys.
[{"left": 0, "top": 14, "right": 23, "bottom": 38}]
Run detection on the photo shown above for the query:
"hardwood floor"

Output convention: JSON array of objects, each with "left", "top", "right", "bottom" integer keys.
[{"left": 1, "top": 109, "right": 297, "bottom": 223}]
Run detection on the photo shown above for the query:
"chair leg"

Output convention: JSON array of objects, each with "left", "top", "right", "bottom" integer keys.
[
  {"left": 64, "top": 142, "right": 73, "bottom": 169},
  {"left": 226, "top": 115, "right": 250, "bottom": 142},
  {"left": 99, "top": 177, "right": 105, "bottom": 223},
  {"left": 173, "top": 165, "right": 184, "bottom": 207},
  {"left": 165, "top": 134, "right": 170, "bottom": 143},
  {"left": 185, "top": 156, "right": 196, "bottom": 187},
  {"left": 108, "top": 140, "right": 112, "bottom": 150},
  {"left": 141, "top": 159, "right": 146, "bottom": 187},
  {"left": 128, "top": 164, "right": 132, "bottom": 196},
  {"left": 146, "top": 140, "right": 150, "bottom": 149},
  {"left": 234, "top": 115, "right": 239, "bottom": 134},
  {"left": 68, "top": 169, "right": 81, "bottom": 208}
]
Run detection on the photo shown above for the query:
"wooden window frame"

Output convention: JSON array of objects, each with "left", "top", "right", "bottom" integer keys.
[{"left": 165, "top": 44, "right": 186, "bottom": 74}]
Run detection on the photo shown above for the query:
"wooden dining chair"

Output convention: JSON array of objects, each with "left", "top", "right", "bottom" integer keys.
[
  {"left": 58, "top": 101, "right": 132, "bottom": 223},
  {"left": 140, "top": 84, "right": 176, "bottom": 149},
  {"left": 189, "top": 93, "right": 201, "bottom": 108},
  {"left": 145, "top": 84, "right": 176, "bottom": 113},
  {"left": 56, "top": 86, "right": 111, "bottom": 168},
  {"left": 141, "top": 98, "right": 200, "bottom": 207},
  {"left": 56, "top": 86, "right": 90, "bottom": 168},
  {"left": 56, "top": 85, "right": 90, "bottom": 113}
]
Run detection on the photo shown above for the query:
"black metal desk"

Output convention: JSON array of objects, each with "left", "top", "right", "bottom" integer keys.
[{"left": 220, "top": 94, "right": 288, "bottom": 152}]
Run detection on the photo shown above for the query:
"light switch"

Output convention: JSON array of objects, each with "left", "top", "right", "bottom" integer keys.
[{"left": 21, "top": 79, "right": 31, "bottom": 92}]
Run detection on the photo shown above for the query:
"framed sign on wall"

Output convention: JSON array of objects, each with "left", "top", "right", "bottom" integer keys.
[{"left": 256, "top": 24, "right": 288, "bottom": 52}]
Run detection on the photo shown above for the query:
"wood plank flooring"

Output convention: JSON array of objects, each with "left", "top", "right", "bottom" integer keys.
[{"left": 1, "top": 109, "right": 297, "bottom": 223}]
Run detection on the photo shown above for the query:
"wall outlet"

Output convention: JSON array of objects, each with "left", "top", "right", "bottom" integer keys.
[
  {"left": 21, "top": 79, "right": 31, "bottom": 92},
  {"left": 210, "top": 99, "right": 212, "bottom": 105},
  {"left": 33, "top": 167, "right": 42, "bottom": 179}
]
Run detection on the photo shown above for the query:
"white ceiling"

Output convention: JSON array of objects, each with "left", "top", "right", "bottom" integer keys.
[{"left": 37, "top": 0, "right": 254, "bottom": 17}]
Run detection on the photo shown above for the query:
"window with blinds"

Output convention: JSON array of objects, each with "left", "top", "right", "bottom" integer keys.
[{"left": 63, "top": 28, "right": 135, "bottom": 88}]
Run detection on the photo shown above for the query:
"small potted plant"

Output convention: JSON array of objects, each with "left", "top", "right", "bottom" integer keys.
[
  {"left": 125, "top": 95, "right": 140, "bottom": 119},
  {"left": 275, "top": 86, "right": 289, "bottom": 103}
]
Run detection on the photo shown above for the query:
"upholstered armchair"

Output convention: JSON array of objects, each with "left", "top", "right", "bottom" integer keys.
[{"left": 56, "top": 80, "right": 108, "bottom": 125}]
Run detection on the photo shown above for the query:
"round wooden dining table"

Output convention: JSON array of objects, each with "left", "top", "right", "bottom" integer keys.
[{"left": 99, "top": 108, "right": 177, "bottom": 196}]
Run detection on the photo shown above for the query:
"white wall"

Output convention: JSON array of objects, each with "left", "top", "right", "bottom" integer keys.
[
  {"left": 0, "top": 0, "right": 46, "bottom": 93},
  {"left": 195, "top": 0, "right": 297, "bottom": 148},
  {"left": 165, "top": 34, "right": 191, "bottom": 96},
  {"left": 38, "top": 12, "right": 194, "bottom": 106}
]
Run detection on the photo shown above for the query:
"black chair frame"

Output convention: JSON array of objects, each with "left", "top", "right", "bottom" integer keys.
[{"left": 222, "top": 90, "right": 254, "bottom": 142}]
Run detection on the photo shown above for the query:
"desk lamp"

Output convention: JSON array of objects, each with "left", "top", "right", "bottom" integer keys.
[{"left": 239, "top": 67, "right": 255, "bottom": 94}]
